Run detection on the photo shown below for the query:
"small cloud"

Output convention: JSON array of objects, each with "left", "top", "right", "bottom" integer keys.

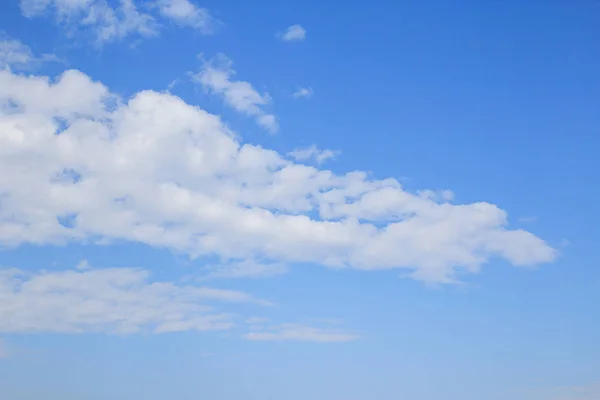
[
  {"left": 289, "top": 145, "right": 339, "bottom": 165},
  {"left": 0, "top": 34, "right": 60, "bottom": 71},
  {"left": 245, "top": 323, "right": 359, "bottom": 343},
  {"left": 277, "top": 24, "right": 306, "bottom": 42},
  {"left": 156, "top": 0, "right": 221, "bottom": 33},
  {"left": 292, "top": 87, "right": 313, "bottom": 99},
  {"left": 417, "top": 189, "right": 454, "bottom": 203},
  {"left": 166, "top": 78, "right": 180, "bottom": 91},
  {"left": 75, "top": 259, "right": 91, "bottom": 270},
  {"left": 190, "top": 53, "right": 278, "bottom": 133},
  {"left": 256, "top": 114, "right": 279, "bottom": 133},
  {"left": 0, "top": 35, "right": 34, "bottom": 69}
]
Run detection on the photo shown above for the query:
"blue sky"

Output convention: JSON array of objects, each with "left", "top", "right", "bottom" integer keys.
[{"left": 0, "top": 0, "right": 599, "bottom": 399}]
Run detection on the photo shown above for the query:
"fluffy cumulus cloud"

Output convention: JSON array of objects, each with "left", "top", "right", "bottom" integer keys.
[
  {"left": 245, "top": 323, "right": 359, "bottom": 343},
  {"left": 289, "top": 145, "right": 338, "bottom": 165},
  {"left": 0, "top": 266, "right": 271, "bottom": 334},
  {"left": 277, "top": 24, "right": 306, "bottom": 42},
  {"left": 19, "top": 0, "right": 215, "bottom": 44},
  {"left": 191, "top": 53, "right": 279, "bottom": 133},
  {"left": 0, "top": 54, "right": 556, "bottom": 285}
]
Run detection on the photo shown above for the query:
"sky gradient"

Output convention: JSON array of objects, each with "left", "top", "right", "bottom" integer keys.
[{"left": 0, "top": 0, "right": 599, "bottom": 399}]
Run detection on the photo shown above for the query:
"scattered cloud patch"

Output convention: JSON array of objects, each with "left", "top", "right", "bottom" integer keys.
[
  {"left": 277, "top": 24, "right": 306, "bottom": 42},
  {"left": 0, "top": 58, "right": 557, "bottom": 284},
  {"left": 0, "top": 266, "right": 270, "bottom": 334},
  {"left": 191, "top": 53, "right": 278, "bottom": 133},
  {"left": 20, "top": 0, "right": 159, "bottom": 45},
  {"left": 292, "top": 87, "right": 313, "bottom": 99},
  {"left": 289, "top": 145, "right": 338, "bottom": 165},
  {"left": 19, "top": 0, "right": 217, "bottom": 45},
  {"left": 245, "top": 323, "right": 359, "bottom": 342}
]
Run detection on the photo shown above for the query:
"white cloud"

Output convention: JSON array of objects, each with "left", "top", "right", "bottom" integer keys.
[
  {"left": 156, "top": 0, "right": 216, "bottom": 32},
  {"left": 0, "top": 266, "right": 270, "bottom": 334},
  {"left": 0, "top": 60, "right": 557, "bottom": 284},
  {"left": 20, "top": 0, "right": 160, "bottom": 44},
  {"left": 190, "top": 53, "right": 278, "bottom": 133},
  {"left": 75, "top": 259, "right": 91, "bottom": 270},
  {"left": 245, "top": 324, "right": 359, "bottom": 342},
  {"left": 289, "top": 145, "right": 338, "bottom": 165},
  {"left": 292, "top": 87, "right": 313, "bottom": 99},
  {"left": 19, "top": 0, "right": 219, "bottom": 44},
  {"left": 200, "top": 260, "right": 289, "bottom": 280},
  {"left": 277, "top": 24, "right": 306, "bottom": 42},
  {"left": 20, "top": 0, "right": 219, "bottom": 44},
  {"left": 0, "top": 36, "right": 35, "bottom": 70},
  {"left": 0, "top": 35, "right": 59, "bottom": 71}
]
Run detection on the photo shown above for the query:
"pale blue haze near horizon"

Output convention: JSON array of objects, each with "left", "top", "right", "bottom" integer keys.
[{"left": 0, "top": 0, "right": 598, "bottom": 399}]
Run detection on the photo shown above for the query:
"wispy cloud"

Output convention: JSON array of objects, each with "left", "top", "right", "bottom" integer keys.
[
  {"left": 292, "top": 87, "right": 313, "bottom": 99},
  {"left": 0, "top": 36, "right": 35, "bottom": 70},
  {"left": 191, "top": 53, "right": 279, "bottom": 133},
  {"left": 289, "top": 145, "right": 339, "bottom": 164},
  {"left": 0, "top": 267, "right": 271, "bottom": 335},
  {"left": 277, "top": 24, "right": 306, "bottom": 42},
  {"left": 245, "top": 323, "right": 359, "bottom": 343},
  {"left": 200, "top": 260, "right": 289, "bottom": 280},
  {"left": 0, "top": 34, "right": 59, "bottom": 70},
  {"left": 19, "top": 0, "right": 218, "bottom": 45},
  {"left": 20, "top": 0, "right": 159, "bottom": 45},
  {"left": 75, "top": 259, "right": 91, "bottom": 270}
]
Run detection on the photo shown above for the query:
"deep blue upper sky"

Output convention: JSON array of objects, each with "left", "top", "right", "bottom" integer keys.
[{"left": 0, "top": 0, "right": 598, "bottom": 399}]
